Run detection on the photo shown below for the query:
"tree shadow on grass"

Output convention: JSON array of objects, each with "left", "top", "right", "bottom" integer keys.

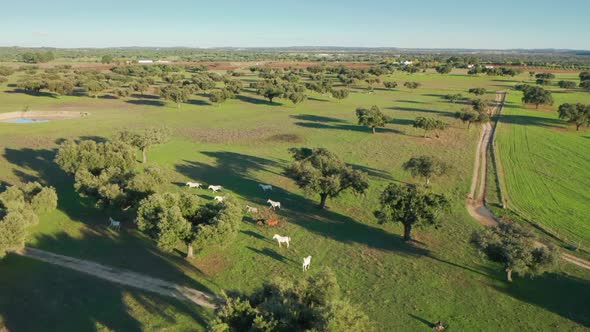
[
  {"left": 4, "top": 89, "right": 58, "bottom": 98},
  {"left": 294, "top": 121, "right": 403, "bottom": 135},
  {"left": 499, "top": 114, "right": 565, "bottom": 129},
  {"left": 0, "top": 253, "right": 211, "bottom": 332},
  {"left": 246, "top": 246, "right": 297, "bottom": 264},
  {"left": 235, "top": 95, "right": 279, "bottom": 106},
  {"left": 492, "top": 272, "right": 590, "bottom": 327},
  {"left": 187, "top": 99, "right": 211, "bottom": 106},
  {"left": 290, "top": 114, "right": 346, "bottom": 123},
  {"left": 391, "top": 118, "right": 415, "bottom": 126},
  {"left": 125, "top": 99, "right": 166, "bottom": 107},
  {"left": 175, "top": 152, "right": 428, "bottom": 257},
  {"left": 388, "top": 106, "right": 455, "bottom": 118}
]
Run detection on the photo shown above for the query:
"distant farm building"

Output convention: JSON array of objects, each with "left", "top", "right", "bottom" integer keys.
[
  {"left": 485, "top": 65, "right": 494, "bottom": 69},
  {"left": 138, "top": 59, "right": 153, "bottom": 64},
  {"left": 401, "top": 61, "right": 413, "bottom": 66}
]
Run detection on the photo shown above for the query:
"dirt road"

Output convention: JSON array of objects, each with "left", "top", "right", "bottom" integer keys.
[
  {"left": 466, "top": 92, "right": 590, "bottom": 270},
  {"left": 14, "top": 247, "right": 218, "bottom": 309}
]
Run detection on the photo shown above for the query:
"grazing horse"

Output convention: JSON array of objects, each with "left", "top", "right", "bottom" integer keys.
[
  {"left": 267, "top": 199, "right": 281, "bottom": 210},
  {"left": 214, "top": 196, "right": 225, "bottom": 202},
  {"left": 303, "top": 256, "right": 312, "bottom": 271},
  {"left": 272, "top": 234, "right": 291, "bottom": 248},
  {"left": 186, "top": 182, "right": 202, "bottom": 188},
  {"left": 259, "top": 184, "right": 273, "bottom": 191},
  {"left": 208, "top": 185, "right": 222, "bottom": 192},
  {"left": 245, "top": 205, "right": 259, "bottom": 214},
  {"left": 108, "top": 217, "right": 121, "bottom": 230}
]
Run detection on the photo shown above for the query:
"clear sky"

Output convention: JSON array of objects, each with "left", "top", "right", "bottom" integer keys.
[{"left": 2, "top": 0, "right": 589, "bottom": 50}]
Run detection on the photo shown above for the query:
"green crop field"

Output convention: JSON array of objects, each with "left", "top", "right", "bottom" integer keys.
[
  {"left": 0, "top": 67, "right": 589, "bottom": 331},
  {"left": 496, "top": 73, "right": 590, "bottom": 247}
]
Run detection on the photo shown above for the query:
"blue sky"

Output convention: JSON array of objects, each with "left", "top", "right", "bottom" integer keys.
[{"left": 2, "top": 0, "right": 589, "bottom": 49}]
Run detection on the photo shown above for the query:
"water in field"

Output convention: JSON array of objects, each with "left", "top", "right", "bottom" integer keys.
[{"left": 5, "top": 118, "right": 50, "bottom": 124}]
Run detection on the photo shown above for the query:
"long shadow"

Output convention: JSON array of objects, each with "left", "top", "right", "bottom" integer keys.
[
  {"left": 290, "top": 114, "right": 346, "bottom": 123},
  {"left": 294, "top": 121, "right": 403, "bottom": 134},
  {"left": 187, "top": 99, "right": 211, "bottom": 106},
  {"left": 125, "top": 99, "right": 166, "bottom": 107},
  {"left": 396, "top": 99, "right": 425, "bottom": 104},
  {"left": 175, "top": 152, "right": 429, "bottom": 257},
  {"left": 493, "top": 272, "right": 590, "bottom": 327},
  {"left": 130, "top": 93, "right": 159, "bottom": 100},
  {"left": 5, "top": 89, "right": 58, "bottom": 98},
  {"left": 246, "top": 246, "right": 296, "bottom": 264},
  {"left": 388, "top": 106, "right": 455, "bottom": 118},
  {"left": 499, "top": 114, "right": 564, "bottom": 129},
  {"left": 307, "top": 97, "right": 329, "bottom": 102},
  {"left": 235, "top": 94, "right": 279, "bottom": 106},
  {"left": 391, "top": 118, "right": 415, "bottom": 126},
  {"left": 408, "top": 314, "right": 435, "bottom": 328}
]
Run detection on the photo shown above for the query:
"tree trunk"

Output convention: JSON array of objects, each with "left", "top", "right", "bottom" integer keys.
[
  {"left": 269, "top": 97, "right": 273, "bottom": 103},
  {"left": 467, "top": 122, "right": 471, "bottom": 129},
  {"left": 187, "top": 244, "right": 194, "bottom": 259},
  {"left": 177, "top": 103, "right": 181, "bottom": 109},
  {"left": 403, "top": 224, "right": 412, "bottom": 241},
  {"left": 372, "top": 127, "right": 376, "bottom": 134},
  {"left": 319, "top": 193, "right": 328, "bottom": 209},
  {"left": 506, "top": 268, "right": 513, "bottom": 282},
  {"left": 142, "top": 148, "right": 147, "bottom": 163},
  {"left": 536, "top": 103, "right": 539, "bottom": 109},
  {"left": 576, "top": 123, "right": 581, "bottom": 131}
]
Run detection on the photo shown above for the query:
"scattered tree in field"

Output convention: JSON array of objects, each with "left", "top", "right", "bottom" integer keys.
[
  {"left": 471, "top": 222, "right": 558, "bottom": 282},
  {"left": 331, "top": 88, "right": 349, "bottom": 101},
  {"left": 536, "top": 78, "right": 552, "bottom": 86},
  {"left": 535, "top": 72, "right": 555, "bottom": 80},
  {"left": 528, "top": 71, "right": 535, "bottom": 79},
  {"left": 0, "top": 183, "right": 57, "bottom": 258},
  {"left": 257, "top": 81, "right": 284, "bottom": 103},
  {"left": 287, "top": 91, "right": 306, "bottom": 104},
  {"left": 136, "top": 192, "right": 241, "bottom": 258},
  {"left": 374, "top": 183, "right": 448, "bottom": 241},
  {"left": 383, "top": 81, "right": 398, "bottom": 90},
  {"left": 468, "top": 87, "right": 486, "bottom": 96},
  {"left": 20, "top": 51, "right": 54, "bottom": 64},
  {"left": 285, "top": 148, "right": 368, "bottom": 209},
  {"left": 55, "top": 139, "right": 167, "bottom": 209},
  {"left": 557, "top": 103, "right": 590, "bottom": 131},
  {"left": 159, "top": 85, "right": 191, "bottom": 109},
  {"left": 211, "top": 269, "right": 372, "bottom": 331},
  {"left": 85, "top": 80, "right": 107, "bottom": 98},
  {"left": 580, "top": 72, "right": 590, "bottom": 82},
  {"left": 209, "top": 89, "right": 231, "bottom": 105},
  {"left": 356, "top": 105, "right": 390, "bottom": 134},
  {"left": 443, "top": 93, "right": 463, "bottom": 103},
  {"left": 101, "top": 55, "right": 114, "bottom": 64},
  {"left": 471, "top": 98, "right": 492, "bottom": 113},
  {"left": 403, "top": 155, "right": 449, "bottom": 185},
  {"left": 521, "top": 86, "right": 553, "bottom": 109},
  {"left": 413, "top": 117, "right": 448, "bottom": 138},
  {"left": 558, "top": 80, "right": 577, "bottom": 89},
  {"left": 225, "top": 79, "right": 243, "bottom": 94},
  {"left": 454, "top": 108, "right": 490, "bottom": 129},
  {"left": 46, "top": 80, "right": 74, "bottom": 96},
  {"left": 116, "top": 127, "right": 170, "bottom": 163},
  {"left": 130, "top": 80, "right": 150, "bottom": 96},
  {"left": 580, "top": 80, "right": 590, "bottom": 92},
  {"left": 0, "top": 66, "right": 15, "bottom": 77},
  {"left": 402, "top": 66, "right": 419, "bottom": 74},
  {"left": 114, "top": 88, "right": 131, "bottom": 98},
  {"left": 435, "top": 64, "right": 453, "bottom": 74},
  {"left": 404, "top": 81, "right": 421, "bottom": 90}
]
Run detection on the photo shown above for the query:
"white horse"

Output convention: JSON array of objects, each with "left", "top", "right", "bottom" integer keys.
[
  {"left": 267, "top": 199, "right": 281, "bottom": 210},
  {"left": 272, "top": 234, "right": 291, "bottom": 248},
  {"left": 208, "top": 185, "right": 222, "bottom": 192},
  {"left": 186, "top": 182, "right": 202, "bottom": 188},
  {"left": 108, "top": 217, "right": 121, "bottom": 230},
  {"left": 245, "top": 205, "right": 259, "bottom": 214},
  {"left": 303, "top": 256, "right": 312, "bottom": 271},
  {"left": 214, "top": 196, "right": 225, "bottom": 202},
  {"left": 259, "top": 184, "right": 273, "bottom": 191}
]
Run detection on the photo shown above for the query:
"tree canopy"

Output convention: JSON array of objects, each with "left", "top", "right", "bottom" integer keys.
[
  {"left": 210, "top": 269, "right": 372, "bottom": 331},
  {"left": 116, "top": 127, "right": 170, "bottom": 163},
  {"left": 402, "top": 155, "right": 449, "bottom": 185},
  {"left": 521, "top": 85, "right": 553, "bottom": 109},
  {"left": 285, "top": 148, "right": 369, "bottom": 209},
  {"left": 159, "top": 85, "right": 191, "bottom": 109},
  {"left": 454, "top": 109, "right": 490, "bottom": 129},
  {"left": 374, "top": 183, "right": 448, "bottom": 241},
  {"left": 471, "top": 222, "right": 558, "bottom": 282},
  {"left": 413, "top": 117, "right": 448, "bottom": 138},
  {"left": 0, "top": 182, "right": 57, "bottom": 258},
  {"left": 355, "top": 105, "right": 390, "bottom": 134},
  {"left": 557, "top": 103, "right": 590, "bottom": 130},
  {"left": 468, "top": 88, "right": 486, "bottom": 96}
]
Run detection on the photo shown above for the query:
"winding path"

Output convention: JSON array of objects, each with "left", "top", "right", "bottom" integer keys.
[
  {"left": 13, "top": 247, "right": 218, "bottom": 309},
  {"left": 466, "top": 92, "right": 590, "bottom": 271}
]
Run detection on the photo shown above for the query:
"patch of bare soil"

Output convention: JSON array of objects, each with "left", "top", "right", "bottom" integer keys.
[{"left": 266, "top": 133, "right": 304, "bottom": 143}]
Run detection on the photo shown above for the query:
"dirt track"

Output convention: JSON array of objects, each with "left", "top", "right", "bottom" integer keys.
[
  {"left": 466, "top": 92, "right": 590, "bottom": 270},
  {"left": 14, "top": 247, "right": 217, "bottom": 309}
]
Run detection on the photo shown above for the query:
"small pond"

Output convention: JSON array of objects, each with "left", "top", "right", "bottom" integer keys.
[{"left": 5, "top": 118, "right": 50, "bottom": 124}]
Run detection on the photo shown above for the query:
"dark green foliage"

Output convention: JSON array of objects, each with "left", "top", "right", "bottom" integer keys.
[
  {"left": 20, "top": 51, "right": 54, "bottom": 63},
  {"left": 402, "top": 155, "right": 449, "bottom": 185},
  {"left": 286, "top": 148, "right": 368, "bottom": 209},
  {"left": 330, "top": 88, "right": 349, "bottom": 100},
  {"left": 521, "top": 86, "right": 553, "bottom": 109},
  {"left": 136, "top": 193, "right": 241, "bottom": 258},
  {"left": 101, "top": 55, "right": 114, "bottom": 64},
  {"left": 55, "top": 139, "right": 167, "bottom": 209},
  {"left": 403, "top": 81, "right": 421, "bottom": 89},
  {"left": 0, "top": 183, "right": 57, "bottom": 257},
  {"left": 454, "top": 109, "right": 489, "bottom": 129},
  {"left": 413, "top": 117, "right": 448, "bottom": 138},
  {"left": 356, "top": 105, "right": 390, "bottom": 134},
  {"left": 471, "top": 98, "right": 491, "bottom": 112},
  {"left": 116, "top": 127, "right": 170, "bottom": 163},
  {"left": 159, "top": 85, "right": 191, "bottom": 109},
  {"left": 435, "top": 64, "right": 453, "bottom": 74},
  {"left": 557, "top": 103, "right": 590, "bottom": 130},
  {"left": 374, "top": 183, "right": 448, "bottom": 241},
  {"left": 536, "top": 78, "right": 552, "bottom": 86},
  {"left": 471, "top": 222, "right": 559, "bottom": 282},
  {"left": 209, "top": 89, "right": 234, "bottom": 105},
  {"left": 443, "top": 93, "right": 462, "bottom": 103},
  {"left": 0, "top": 66, "right": 15, "bottom": 76},
  {"left": 468, "top": 87, "right": 486, "bottom": 96},
  {"left": 579, "top": 71, "right": 590, "bottom": 82},
  {"left": 558, "top": 80, "right": 577, "bottom": 89},
  {"left": 383, "top": 81, "right": 398, "bottom": 90},
  {"left": 580, "top": 80, "right": 590, "bottom": 92},
  {"left": 210, "top": 269, "right": 372, "bottom": 332}
]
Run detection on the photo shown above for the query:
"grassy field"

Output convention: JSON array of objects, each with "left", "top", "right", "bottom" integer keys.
[
  {"left": 495, "top": 73, "right": 590, "bottom": 247},
  {"left": 0, "top": 67, "right": 589, "bottom": 331}
]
